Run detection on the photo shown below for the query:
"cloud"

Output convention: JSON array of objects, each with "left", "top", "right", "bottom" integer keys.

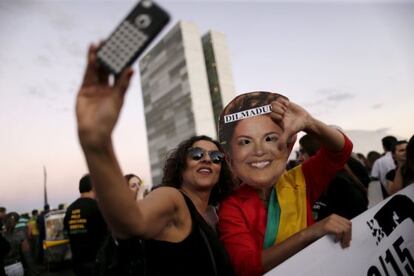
[
  {"left": 27, "top": 82, "right": 56, "bottom": 102},
  {"left": 28, "top": 86, "right": 47, "bottom": 99},
  {"left": 315, "top": 88, "right": 355, "bottom": 102},
  {"left": 59, "top": 39, "right": 84, "bottom": 58},
  {"left": 298, "top": 88, "right": 356, "bottom": 118},
  {"left": 35, "top": 54, "right": 51, "bottom": 67},
  {"left": 42, "top": 4, "right": 77, "bottom": 32},
  {"left": 0, "top": 1, "right": 18, "bottom": 16},
  {"left": 302, "top": 88, "right": 355, "bottom": 109},
  {"left": 374, "top": 127, "right": 391, "bottom": 133},
  {"left": 300, "top": 98, "right": 325, "bottom": 109},
  {"left": 60, "top": 107, "right": 71, "bottom": 113},
  {"left": 326, "top": 92, "right": 355, "bottom": 102},
  {"left": 371, "top": 103, "right": 383, "bottom": 109}
]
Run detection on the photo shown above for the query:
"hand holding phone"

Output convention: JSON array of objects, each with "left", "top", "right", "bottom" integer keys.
[{"left": 97, "top": 0, "right": 170, "bottom": 75}]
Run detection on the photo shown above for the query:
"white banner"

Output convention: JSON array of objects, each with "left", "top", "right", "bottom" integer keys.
[{"left": 266, "top": 184, "right": 414, "bottom": 276}]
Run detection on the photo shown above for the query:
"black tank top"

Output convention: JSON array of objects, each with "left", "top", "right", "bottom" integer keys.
[{"left": 145, "top": 193, "right": 234, "bottom": 276}]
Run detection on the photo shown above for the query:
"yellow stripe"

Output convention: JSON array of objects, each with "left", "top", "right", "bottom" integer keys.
[
  {"left": 274, "top": 165, "right": 307, "bottom": 244},
  {"left": 43, "top": 239, "right": 69, "bottom": 249}
]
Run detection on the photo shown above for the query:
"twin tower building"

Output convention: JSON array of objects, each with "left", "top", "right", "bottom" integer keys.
[{"left": 139, "top": 21, "right": 236, "bottom": 185}]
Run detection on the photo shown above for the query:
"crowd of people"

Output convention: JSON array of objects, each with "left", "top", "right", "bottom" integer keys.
[
  {"left": 0, "top": 172, "right": 149, "bottom": 276},
  {"left": 1, "top": 44, "right": 413, "bottom": 276},
  {"left": 0, "top": 205, "right": 49, "bottom": 276}
]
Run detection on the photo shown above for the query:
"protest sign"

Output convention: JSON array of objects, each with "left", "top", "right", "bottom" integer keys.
[{"left": 266, "top": 184, "right": 414, "bottom": 276}]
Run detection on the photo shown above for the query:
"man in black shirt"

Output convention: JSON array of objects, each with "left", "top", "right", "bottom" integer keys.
[{"left": 64, "top": 174, "right": 107, "bottom": 276}]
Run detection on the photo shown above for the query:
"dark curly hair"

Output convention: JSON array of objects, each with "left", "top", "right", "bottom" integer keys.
[
  {"left": 161, "top": 135, "right": 234, "bottom": 205},
  {"left": 218, "top": 91, "right": 288, "bottom": 154}
]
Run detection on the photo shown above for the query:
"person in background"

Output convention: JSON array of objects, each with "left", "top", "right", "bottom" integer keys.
[
  {"left": 371, "top": 135, "right": 397, "bottom": 198},
  {"left": 0, "top": 212, "right": 7, "bottom": 276},
  {"left": 0, "top": 231, "right": 10, "bottom": 276},
  {"left": 217, "top": 91, "right": 352, "bottom": 276},
  {"left": 95, "top": 174, "right": 143, "bottom": 275},
  {"left": 0, "top": 207, "right": 6, "bottom": 231},
  {"left": 385, "top": 140, "right": 407, "bottom": 193},
  {"left": 299, "top": 134, "right": 368, "bottom": 221},
  {"left": 125, "top": 174, "right": 146, "bottom": 199},
  {"left": 366, "top": 151, "right": 381, "bottom": 174},
  {"left": 14, "top": 214, "right": 29, "bottom": 232},
  {"left": 76, "top": 44, "right": 235, "bottom": 275},
  {"left": 36, "top": 204, "right": 49, "bottom": 264},
  {"left": 27, "top": 210, "right": 40, "bottom": 264},
  {"left": 347, "top": 154, "right": 371, "bottom": 188},
  {"left": 3, "top": 212, "right": 38, "bottom": 276},
  {"left": 389, "top": 135, "right": 414, "bottom": 194},
  {"left": 355, "top": 153, "right": 368, "bottom": 168},
  {"left": 63, "top": 174, "right": 107, "bottom": 276}
]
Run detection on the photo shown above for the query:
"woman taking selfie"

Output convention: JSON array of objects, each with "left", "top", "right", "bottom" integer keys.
[{"left": 76, "top": 44, "right": 234, "bottom": 275}]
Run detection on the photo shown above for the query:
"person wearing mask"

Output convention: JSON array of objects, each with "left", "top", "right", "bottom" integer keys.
[{"left": 217, "top": 91, "right": 353, "bottom": 275}]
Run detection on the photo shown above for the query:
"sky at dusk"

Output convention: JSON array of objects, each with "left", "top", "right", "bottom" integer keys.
[{"left": 1, "top": 0, "right": 413, "bottom": 213}]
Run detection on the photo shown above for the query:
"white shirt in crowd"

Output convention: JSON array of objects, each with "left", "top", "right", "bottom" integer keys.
[{"left": 371, "top": 151, "right": 396, "bottom": 186}]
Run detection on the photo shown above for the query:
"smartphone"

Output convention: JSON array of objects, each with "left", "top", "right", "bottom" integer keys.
[{"left": 97, "top": 0, "right": 170, "bottom": 75}]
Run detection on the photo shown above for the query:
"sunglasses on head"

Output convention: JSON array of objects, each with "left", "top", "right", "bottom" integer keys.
[{"left": 187, "top": 147, "right": 224, "bottom": 164}]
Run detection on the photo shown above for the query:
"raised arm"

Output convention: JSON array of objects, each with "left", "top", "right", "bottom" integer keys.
[
  {"left": 76, "top": 44, "right": 187, "bottom": 239},
  {"left": 271, "top": 97, "right": 353, "bottom": 202},
  {"left": 264, "top": 98, "right": 352, "bottom": 271}
]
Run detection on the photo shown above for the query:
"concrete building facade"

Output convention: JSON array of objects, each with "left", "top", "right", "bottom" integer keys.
[{"left": 139, "top": 21, "right": 235, "bottom": 185}]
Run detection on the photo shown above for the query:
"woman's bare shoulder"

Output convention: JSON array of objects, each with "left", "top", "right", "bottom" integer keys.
[{"left": 144, "top": 186, "right": 186, "bottom": 208}]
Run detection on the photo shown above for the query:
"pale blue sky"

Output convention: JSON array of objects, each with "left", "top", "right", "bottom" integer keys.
[{"left": 1, "top": 0, "right": 413, "bottom": 213}]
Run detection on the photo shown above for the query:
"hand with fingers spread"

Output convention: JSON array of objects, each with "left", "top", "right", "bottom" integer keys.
[
  {"left": 76, "top": 44, "right": 134, "bottom": 151},
  {"left": 305, "top": 214, "right": 352, "bottom": 248},
  {"left": 270, "top": 98, "right": 311, "bottom": 150}
]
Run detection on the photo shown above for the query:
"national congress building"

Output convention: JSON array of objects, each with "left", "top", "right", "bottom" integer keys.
[{"left": 139, "top": 21, "right": 235, "bottom": 185}]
